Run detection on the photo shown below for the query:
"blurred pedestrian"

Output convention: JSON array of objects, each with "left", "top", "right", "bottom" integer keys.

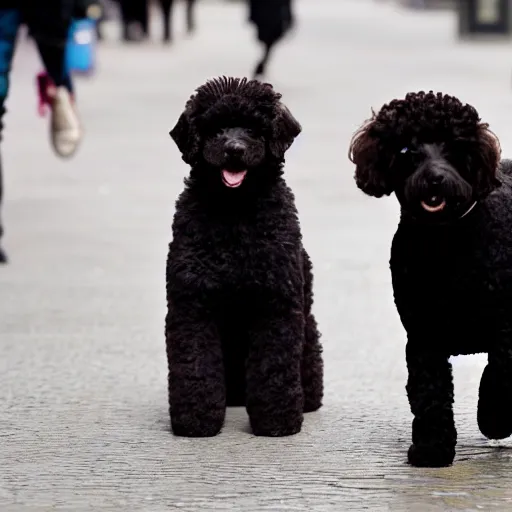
[
  {"left": 249, "top": 0, "right": 294, "bottom": 78},
  {"left": 118, "top": 0, "right": 148, "bottom": 41},
  {"left": 73, "top": 0, "right": 105, "bottom": 40},
  {"left": 118, "top": 0, "right": 198, "bottom": 44},
  {"left": 160, "top": 0, "right": 197, "bottom": 43},
  {"left": 0, "top": 0, "right": 82, "bottom": 263}
]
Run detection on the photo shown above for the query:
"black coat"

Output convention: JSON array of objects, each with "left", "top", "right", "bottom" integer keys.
[
  {"left": 0, "top": 0, "right": 74, "bottom": 41},
  {"left": 0, "top": 1, "right": 74, "bottom": 24},
  {"left": 248, "top": 0, "right": 293, "bottom": 46}
]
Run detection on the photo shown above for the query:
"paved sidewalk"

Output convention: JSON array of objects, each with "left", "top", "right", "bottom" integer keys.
[{"left": 2, "top": 1, "right": 512, "bottom": 510}]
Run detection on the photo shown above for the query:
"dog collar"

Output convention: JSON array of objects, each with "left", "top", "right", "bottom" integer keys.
[
  {"left": 400, "top": 200, "right": 478, "bottom": 223},
  {"left": 458, "top": 200, "right": 478, "bottom": 219}
]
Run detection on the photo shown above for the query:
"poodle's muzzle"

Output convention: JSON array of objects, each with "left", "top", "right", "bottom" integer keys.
[
  {"left": 203, "top": 127, "right": 266, "bottom": 188},
  {"left": 401, "top": 144, "right": 473, "bottom": 220}
]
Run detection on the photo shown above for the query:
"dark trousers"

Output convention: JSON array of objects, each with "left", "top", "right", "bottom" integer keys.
[{"left": 119, "top": 0, "right": 148, "bottom": 36}]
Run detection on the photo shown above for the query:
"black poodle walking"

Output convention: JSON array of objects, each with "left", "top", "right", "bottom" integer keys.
[
  {"left": 350, "top": 91, "right": 512, "bottom": 467},
  {"left": 166, "top": 77, "right": 323, "bottom": 437}
]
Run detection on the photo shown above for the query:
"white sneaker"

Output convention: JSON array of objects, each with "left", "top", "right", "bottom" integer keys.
[{"left": 50, "top": 86, "right": 82, "bottom": 158}]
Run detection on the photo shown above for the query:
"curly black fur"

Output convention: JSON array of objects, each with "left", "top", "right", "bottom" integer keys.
[
  {"left": 350, "top": 91, "right": 512, "bottom": 467},
  {"left": 166, "top": 77, "right": 323, "bottom": 438}
]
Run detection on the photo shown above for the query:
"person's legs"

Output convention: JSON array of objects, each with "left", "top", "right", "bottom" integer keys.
[
  {"left": 0, "top": 8, "right": 21, "bottom": 263},
  {"left": 138, "top": 0, "right": 149, "bottom": 37},
  {"left": 119, "top": 0, "right": 146, "bottom": 41},
  {"left": 34, "top": 37, "right": 74, "bottom": 95},
  {"left": 24, "top": 1, "right": 81, "bottom": 158},
  {"left": 24, "top": 1, "right": 73, "bottom": 91},
  {"left": 160, "top": 0, "right": 173, "bottom": 42},
  {"left": 186, "top": 0, "right": 196, "bottom": 34},
  {"left": 119, "top": 0, "right": 132, "bottom": 40}
]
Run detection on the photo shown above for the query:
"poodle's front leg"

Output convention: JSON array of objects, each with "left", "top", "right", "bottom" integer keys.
[
  {"left": 406, "top": 344, "right": 457, "bottom": 467},
  {"left": 302, "top": 312, "right": 323, "bottom": 412},
  {"left": 246, "top": 309, "right": 304, "bottom": 437},
  {"left": 166, "top": 301, "right": 226, "bottom": 437},
  {"left": 301, "top": 249, "right": 323, "bottom": 412},
  {"left": 478, "top": 339, "right": 512, "bottom": 440}
]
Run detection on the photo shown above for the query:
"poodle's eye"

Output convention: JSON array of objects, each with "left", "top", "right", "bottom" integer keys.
[{"left": 400, "top": 147, "right": 419, "bottom": 157}]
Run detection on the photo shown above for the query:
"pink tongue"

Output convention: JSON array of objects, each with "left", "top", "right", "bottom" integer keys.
[{"left": 222, "top": 170, "right": 247, "bottom": 187}]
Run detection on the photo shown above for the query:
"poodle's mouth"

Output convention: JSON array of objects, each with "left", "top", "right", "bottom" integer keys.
[
  {"left": 420, "top": 196, "right": 446, "bottom": 213},
  {"left": 222, "top": 169, "right": 247, "bottom": 188}
]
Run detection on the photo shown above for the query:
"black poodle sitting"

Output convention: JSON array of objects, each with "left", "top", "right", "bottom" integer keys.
[
  {"left": 166, "top": 77, "right": 323, "bottom": 437},
  {"left": 349, "top": 90, "right": 512, "bottom": 467}
]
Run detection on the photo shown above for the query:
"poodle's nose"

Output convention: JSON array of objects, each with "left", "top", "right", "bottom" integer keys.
[
  {"left": 428, "top": 173, "right": 445, "bottom": 186},
  {"left": 224, "top": 141, "right": 245, "bottom": 158}
]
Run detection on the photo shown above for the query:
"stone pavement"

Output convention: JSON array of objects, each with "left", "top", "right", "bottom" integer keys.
[{"left": 2, "top": 1, "right": 512, "bottom": 510}]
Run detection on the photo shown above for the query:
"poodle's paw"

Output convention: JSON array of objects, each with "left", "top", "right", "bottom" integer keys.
[
  {"left": 171, "top": 411, "right": 225, "bottom": 438},
  {"left": 477, "top": 364, "right": 512, "bottom": 440},
  {"left": 407, "top": 443, "right": 455, "bottom": 468},
  {"left": 303, "top": 395, "right": 322, "bottom": 413},
  {"left": 252, "top": 423, "right": 302, "bottom": 437},
  {"left": 303, "top": 380, "right": 323, "bottom": 413},
  {"left": 478, "top": 407, "right": 512, "bottom": 440},
  {"left": 250, "top": 414, "right": 303, "bottom": 437}
]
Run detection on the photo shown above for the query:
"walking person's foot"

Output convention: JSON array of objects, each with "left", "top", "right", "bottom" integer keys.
[
  {"left": 37, "top": 73, "right": 82, "bottom": 159},
  {"left": 0, "top": 244, "right": 7, "bottom": 264},
  {"left": 122, "top": 22, "right": 146, "bottom": 42},
  {"left": 50, "top": 86, "right": 82, "bottom": 158}
]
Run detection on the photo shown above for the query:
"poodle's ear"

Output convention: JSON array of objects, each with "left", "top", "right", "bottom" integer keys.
[
  {"left": 472, "top": 124, "right": 502, "bottom": 199},
  {"left": 269, "top": 102, "right": 302, "bottom": 159},
  {"left": 169, "top": 110, "right": 200, "bottom": 165},
  {"left": 349, "top": 119, "right": 394, "bottom": 198}
]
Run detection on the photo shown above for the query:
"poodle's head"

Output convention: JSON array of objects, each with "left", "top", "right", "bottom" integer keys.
[
  {"left": 170, "top": 76, "right": 301, "bottom": 189},
  {"left": 349, "top": 91, "right": 501, "bottom": 222}
]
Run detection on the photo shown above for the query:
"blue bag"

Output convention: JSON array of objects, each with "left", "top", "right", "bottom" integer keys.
[{"left": 65, "top": 18, "right": 97, "bottom": 75}]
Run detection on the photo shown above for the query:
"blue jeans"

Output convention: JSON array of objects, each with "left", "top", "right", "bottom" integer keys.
[
  {"left": 0, "top": 9, "right": 20, "bottom": 241},
  {"left": 0, "top": 10, "right": 21, "bottom": 123},
  {"left": 0, "top": 7, "right": 73, "bottom": 124}
]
